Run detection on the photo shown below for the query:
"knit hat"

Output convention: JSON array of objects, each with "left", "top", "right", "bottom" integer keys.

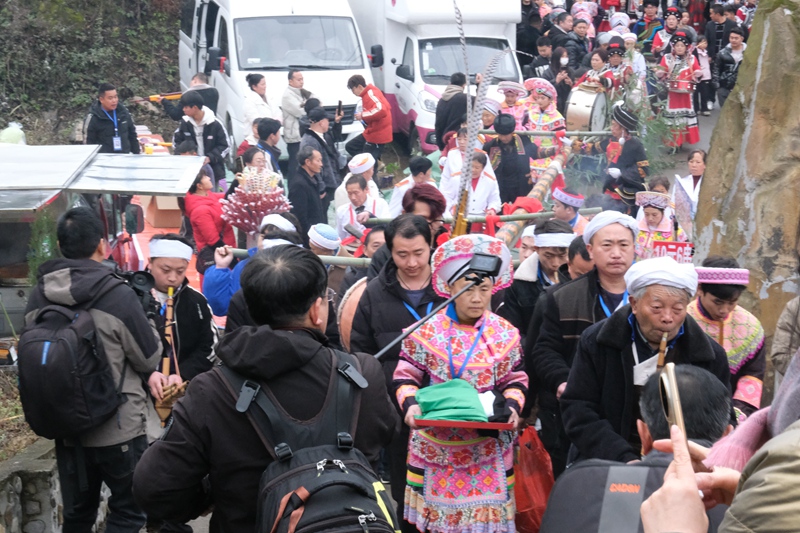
[
  {"left": 612, "top": 102, "right": 639, "bottom": 132},
  {"left": 482, "top": 99, "right": 501, "bottom": 116},
  {"left": 493, "top": 113, "right": 517, "bottom": 135},
  {"left": 348, "top": 153, "right": 375, "bottom": 174},
  {"left": 307, "top": 223, "right": 340, "bottom": 250},
  {"left": 524, "top": 78, "right": 557, "bottom": 101},
  {"left": 431, "top": 234, "right": 513, "bottom": 297},
  {"left": 597, "top": 32, "right": 612, "bottom": 46}
]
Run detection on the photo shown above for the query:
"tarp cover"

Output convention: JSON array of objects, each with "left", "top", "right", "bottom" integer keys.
[
  {"left": 68, "top": 153, "right": 205, "bottom": 195},
  {"left": 0, "top": 144, "right": 99, "bottom": 191}
]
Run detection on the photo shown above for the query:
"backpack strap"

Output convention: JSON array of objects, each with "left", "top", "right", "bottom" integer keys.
[{"left": 217, "top": 349, "right": 368, "bottom": 461}]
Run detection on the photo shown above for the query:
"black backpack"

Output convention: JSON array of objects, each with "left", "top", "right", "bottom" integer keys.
[
  {"left": 17, "top": 278, "right": 127, "bottom": 440},
  {"left": 219, "top": 350, "right": 399, "bottom": 533}
]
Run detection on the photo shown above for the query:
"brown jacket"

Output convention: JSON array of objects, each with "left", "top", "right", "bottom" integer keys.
[
  {"left": 771, "top": 296, "right": 800, "bottom": 376},
  {"left": 133, "top": 325, "right": 398, "bottom": 533}
]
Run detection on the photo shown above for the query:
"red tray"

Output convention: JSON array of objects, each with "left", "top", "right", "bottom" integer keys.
[{"left": 415, "top": 418, "right": 515, "bottom": 430}]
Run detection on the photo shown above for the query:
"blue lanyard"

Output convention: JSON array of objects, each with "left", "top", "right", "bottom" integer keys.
[
  {"left": 599, "top": 290, "right": 628, "bottom": 318},
  {"left": 403, "top": 301, "right": 432, "bottom": 322},
  {"left": 447, "top": 318, "right": 487, "bottom": 379},
  {"left": 102, "top": 109, "right": 118, "bottom": 134}
]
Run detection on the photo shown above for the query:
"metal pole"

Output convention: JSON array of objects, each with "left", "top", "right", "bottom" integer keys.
[
  {"left": 362, "top": 207, "right": 601, "bottom": 226},
  {"left": 478, "top": 129, "right": 637, "bottom": 137}
]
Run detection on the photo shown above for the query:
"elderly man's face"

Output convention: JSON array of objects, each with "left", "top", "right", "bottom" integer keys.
[
  {"left": 630, "top": 285, "right": 690, "bottom": 345},
  {"left": 586, "top": 223, "right": 634, "bottom": 277}
]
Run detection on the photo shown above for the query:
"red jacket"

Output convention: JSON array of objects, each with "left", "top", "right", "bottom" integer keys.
[
  {"left": 360, "top": 84, "right": 392, "bottom": 144},
  {"left": 184, "top": 192, "right": 235, "bottom": 250}
]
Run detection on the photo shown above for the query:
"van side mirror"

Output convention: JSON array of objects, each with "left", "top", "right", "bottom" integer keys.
[
  {"left": 396, "top": 64, "right": 414, "bottom": 81},
  {"left": 220, "top": 56, "right": 231, "bottom": 76},
  {"left": 125, "top": 204, "right": 145, "bottom": 235},
  {"left": 522, "top": 64, "right": 534, "bottom": 79},
  {"left": 207, "top": 47, "right": 222, "bottom": 72},
  {"left": 370, "top": 45, "right": 384, "bottom": 68}
]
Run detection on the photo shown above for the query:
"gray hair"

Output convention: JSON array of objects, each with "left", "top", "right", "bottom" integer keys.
[
  {"left": 297, "top": 145, "right": 319, "bottom": 167},
  {"left": 630, "top": 284, "right": 692, "bottom": 302}
]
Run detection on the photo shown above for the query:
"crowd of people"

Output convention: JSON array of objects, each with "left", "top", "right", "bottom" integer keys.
[{"left": 33, "top": 0, "right": 792, "bottom": 532}]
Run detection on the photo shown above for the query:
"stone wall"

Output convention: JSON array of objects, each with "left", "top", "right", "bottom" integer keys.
[
  {"left": 0, "top": 439, "right": 112, "bottom": 533},
  {"left": 694, "top": 0, "right": 800, "bottom": 396}
]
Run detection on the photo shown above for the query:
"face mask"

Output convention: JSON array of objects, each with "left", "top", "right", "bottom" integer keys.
[{"left": 560, "top": 57, "right": 569, "bottom": 66}]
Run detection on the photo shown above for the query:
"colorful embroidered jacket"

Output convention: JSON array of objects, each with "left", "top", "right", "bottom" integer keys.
[
  {"left": 634, "top": 212, "right": 687, "bottom": 261},
  {"left": 525, "top": 102, "right": 565, "bottom": 179},
  {"left": 687, "top": 300, "right": 766, "bottom": 420}
]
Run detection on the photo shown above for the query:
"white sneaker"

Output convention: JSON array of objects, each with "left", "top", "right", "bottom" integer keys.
[{"left": 707, "top": 102, "right": 714, "bottom": 111}]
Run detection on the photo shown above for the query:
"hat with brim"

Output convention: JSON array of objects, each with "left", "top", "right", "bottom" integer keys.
[{"left": 497, "top": 81, "right": 527, "bottom": 98}]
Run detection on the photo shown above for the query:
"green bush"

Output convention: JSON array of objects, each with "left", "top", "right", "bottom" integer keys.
[{"left": 0, "top": 0, "right": 179, "bottom": 115}]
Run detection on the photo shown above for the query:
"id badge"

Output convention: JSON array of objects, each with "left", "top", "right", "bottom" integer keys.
[{"left": 112, "top": 136, "right": 122, "bottom": 152}]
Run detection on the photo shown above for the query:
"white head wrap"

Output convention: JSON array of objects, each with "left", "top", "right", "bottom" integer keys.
[
  {"left": 535, "top": 233, "right": 575, "bottom": 248},
  {"left": 149, "top": 239, "right": 193, "bottom": 262},
  {"left": 308, "top": 224, "right": 341, "bottom": 251},
  {"left": 348, "top": 153, "right": 376, "bottom": 175},
  {"left": 261, "top": 238, "right": 297, "bottom": 250},
  {"left": 521, "top": 225, "right": 536, "bottom": 240},
  {"left": 622, "top": 32, "right": 638, "bottom": 43},
  {"left": 259, "top": 213, "right": 296, "bottom": 233},
  {"left": 625, "top": 256, "right": 698, "bottom": 297},
  {"left": 582, "top": 210, "right": 638, "bottom": 244}
]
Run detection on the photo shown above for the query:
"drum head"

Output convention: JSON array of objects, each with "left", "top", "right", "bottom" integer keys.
[
  {"left": 337, "top": 276, "right": 368, "bottom": 352},
  {"left": 590, "top": 92, "right": 608, "bottom": 131}
]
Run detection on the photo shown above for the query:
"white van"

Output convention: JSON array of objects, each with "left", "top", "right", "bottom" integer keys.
[
  {"left": 348, "top": 0, "right": 523, "bottom": 154},
  {"left": 178, "top": 0, "right": 376, "bottom": 159}
]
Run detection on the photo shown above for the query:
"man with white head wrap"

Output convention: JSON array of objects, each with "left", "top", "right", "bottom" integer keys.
[
  {"left": 334, "top": 152, "right": 381, "bottom": 210},
  {"left": 560, "top": 256, "right": 733, "bottom": 464},
  {"left": 499, "top": 219, "right": 575, "bottom": 334},
  {"left": 146, "top": 234, "right": 218, "bottom": 404},
  {"left": 526, "top": 210, "right": 638, "bottom": 476}
]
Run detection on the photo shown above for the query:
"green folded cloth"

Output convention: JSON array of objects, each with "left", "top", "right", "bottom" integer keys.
[{"left": 416, "top": 379, "right": 488, "bottom": 422}]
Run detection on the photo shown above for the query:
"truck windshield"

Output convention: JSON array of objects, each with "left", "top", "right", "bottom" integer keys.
[
  {"left": 418, "top": 38, "right": 519, "bottom": 85},
  {"left": 235, "top": 16, "right": 364, "bottom": 70}
]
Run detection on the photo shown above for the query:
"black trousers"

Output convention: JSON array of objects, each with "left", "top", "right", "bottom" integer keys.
[
  {"left": 538, "top": 407, "right": 571, "bottom": 478},
  {"left": 693, "top": 80, "right": 714, "bottom": 112},
  {"left": 56, "top": 435, "right": 148, "bottom": 533},
  {"left": 345, "top": 134, "right": 384, "bottom": 168}
]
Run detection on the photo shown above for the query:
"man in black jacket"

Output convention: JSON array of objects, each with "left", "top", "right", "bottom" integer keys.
[
  {"left": 134, "top": 245, "right": 397, "bottom": 533},
  {"left": 527, "top": 211, "right": 637, "bottom": 476},
  {"left": 288, "top": 146, "right": 327, "bottom": 244},
  {"left": 299, "top": 106, "right": 344, "bottom": 213},
  {"left": 434, "top": 72, "right": 472, "bottom": 151},
  {"left": 160, "top": 73, "right": 219, "bottom": 120},
  {"left": 705, "top": 5, "right": 738, "bottom": 60},
  {"left": 560, "top": 256, "right": 733, "bottom": 464},
  {"left": 548, "top": 12, "right": 574, "bottom": 52},
  {"left": 175, "top": 91, "right": 230, "bottom": 188},
  {"left": 713, "top": 28, "right": 747, "bottom": 108},
  {"left": 145, "top": 234, "right": 218, "bottom": 399},
  {"left": 86, "top": 83, "right": 140, "bottom": 154},
  {"left": 350, "top": 215, "right": 446, "bottom": 520}
]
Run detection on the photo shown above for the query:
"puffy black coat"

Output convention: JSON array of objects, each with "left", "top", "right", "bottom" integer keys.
[
  {"left": 133, "top": 326, "right": 397, "bottom": 533},
  {"left": 288, "top": 167, "right": 327, "bottom": 242},
  {"left": 86, "top": 101, "right": 140, "bottom": 154},
  {"left": 560, "top": 306, "right": 733, "bottom": 463}
]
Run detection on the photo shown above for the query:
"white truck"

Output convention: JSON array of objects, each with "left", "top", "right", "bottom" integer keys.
[
  {"left": 348, "top": 0, "right": 523, "bottom": 154},
  {"left": 178, "top": 0, "right": 377, "bottom": 159}
]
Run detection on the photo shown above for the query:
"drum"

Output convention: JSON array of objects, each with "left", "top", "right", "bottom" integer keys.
[
  {"left": 565, "top": 88, "right": 608, "bottom": 132},
  {"left": 668, "top": 80, "right": 696, "bottom": 94},
  {"left": 337, "top": 277, "right": 367, "bottom": 352}
]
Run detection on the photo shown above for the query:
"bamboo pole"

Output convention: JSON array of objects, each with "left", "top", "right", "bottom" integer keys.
[{"left": 363, "top": 206, "right": 601, "bottom": 226}]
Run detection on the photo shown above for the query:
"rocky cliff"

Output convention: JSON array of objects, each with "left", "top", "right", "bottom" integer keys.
[{"left": 694, "top": 0, "right": 800, "bottom": 386}]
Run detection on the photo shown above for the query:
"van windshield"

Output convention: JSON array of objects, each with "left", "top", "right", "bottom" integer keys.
[
  {"left": 235, "top": 16, "right": 364, "bottom": 70},
  {"left": 418, "top": 38, "right": 519, "bottom": 85}
]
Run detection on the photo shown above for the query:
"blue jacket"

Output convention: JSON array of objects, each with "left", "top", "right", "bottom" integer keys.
[{"left": 202, "top": 248, "right": 256, "bottom": 316}]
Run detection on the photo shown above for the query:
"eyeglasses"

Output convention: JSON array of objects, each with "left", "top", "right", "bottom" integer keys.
[
  {"left": 427, "top": 219, "right": 445, "bottom": 226},
  {"left": 326, "top": 288, "right": 337, "bottom": 303}
]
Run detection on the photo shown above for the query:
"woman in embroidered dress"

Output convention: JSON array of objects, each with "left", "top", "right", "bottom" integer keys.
[
  {"left": 497, "top": 81, "right": 529, "bottom": 131},
  {"left": 522, "top": 78, "right": 565, "bottom": 181},
  {"left": 688, "top": 257, "right": 766, "bottom": 422},
  {"left": 656, "top": 30, "right": 702, "bottom": 147},
  {"left": 633, "top": 191, "right": 687, "bottom": 261},
  {"left": 393, "top": 235, "right": 528, "bottom": 533}
]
